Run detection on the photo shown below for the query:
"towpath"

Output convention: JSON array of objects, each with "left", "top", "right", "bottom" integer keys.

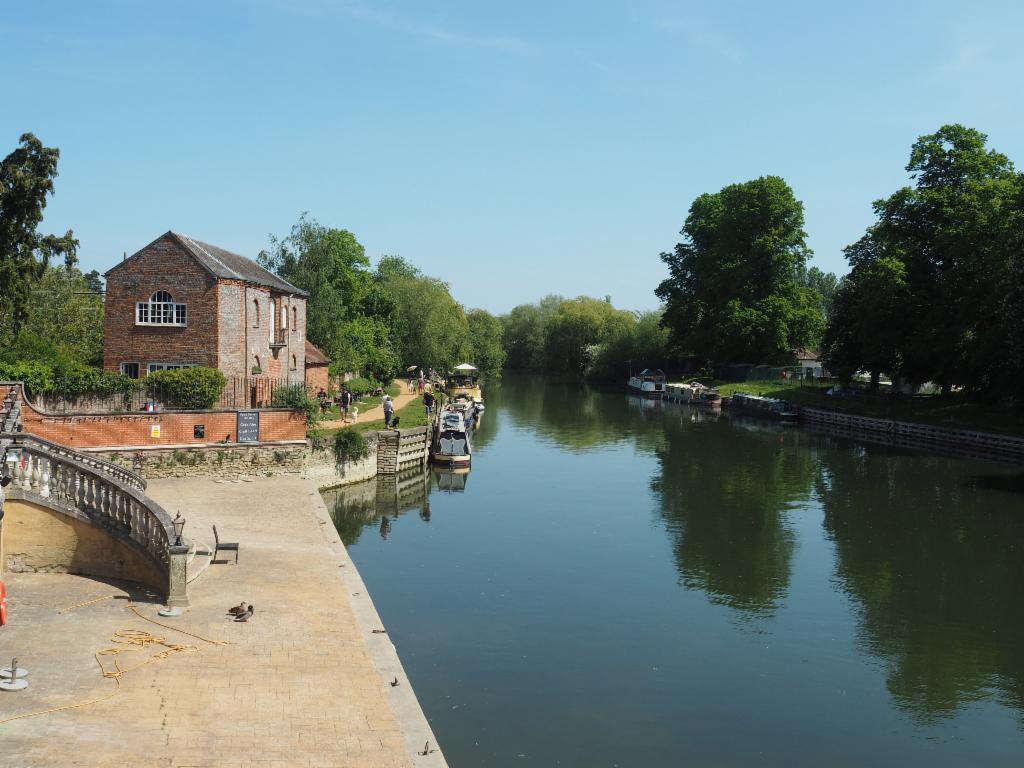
[
  {"left": 0, "top": 476, "right": 446, "bottom": 768},
  {"left": 319, "top": 379, "right": 421, "bottom": 429}
]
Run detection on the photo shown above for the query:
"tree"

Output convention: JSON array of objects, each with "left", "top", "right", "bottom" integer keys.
[
  {"left": 822, "top": 125, "right": 1022, "bottom": 396},
  {"left": 259, "top": 215, "right": 400, "bottom": 380},
  {"left": 801, "top": 265, "right": 839, "bottom": 321},
  {"left": 0, "top": 133, "right": 78, "bottom": 334},
  {"left": 543, "top": 296, "right": 634, "bottom": 376},
  {"left": 12, "top": 265, "right": 105, "bottom": 365},
  {"left": 466, "top": 308, "right": 506, "bottom": 377},
  {"left": 656, "top": 176, "right": 823, "bottom": 367},
  {"left": 501, "top": 294, "right": 563, "bottom": 370}
]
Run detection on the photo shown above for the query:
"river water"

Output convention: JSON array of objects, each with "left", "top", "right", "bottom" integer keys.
[{"left": 323, "top": 375, "right": 1024, "bottom": 767}]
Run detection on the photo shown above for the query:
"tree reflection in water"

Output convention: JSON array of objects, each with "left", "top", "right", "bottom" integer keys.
[
  {"left": 817, "top": 442, "right": 1024, "bottom": 723},
  {"left": 653, "top": 415, "right": 816, "bottom": 617}
]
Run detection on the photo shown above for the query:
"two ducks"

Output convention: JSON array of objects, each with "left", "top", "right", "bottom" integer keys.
[{"left": 227, "top": 601, "right": 255, "bottom": 622}]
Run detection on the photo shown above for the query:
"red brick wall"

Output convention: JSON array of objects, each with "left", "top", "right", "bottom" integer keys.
[
  {"left": 21, "top": 400, "right": 306, "bottom": 449},
  {"left": 305, "top": 363, "right": 329, "bottom": 393},
  {"left": 104, "top": 233, "right": 219, "bottom": 374}
]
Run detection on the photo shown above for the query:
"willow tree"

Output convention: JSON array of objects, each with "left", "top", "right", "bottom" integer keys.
[
  {"left": 0, "top": 133, "right": 78, "bottom": 334},
  {"left": 656, "top": 176, "right": 822, "bottom": 367}
]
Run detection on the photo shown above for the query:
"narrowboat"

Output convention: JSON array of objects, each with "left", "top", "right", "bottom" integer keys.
[
  {"left": 431, "top": 405, "right": 473, "bottom": 467},
  {"left": 446, "top": 363, "right": 484, "bottom": 422},
  {"left": 730, "top": 392, "right": 798, "bottom": 421}
]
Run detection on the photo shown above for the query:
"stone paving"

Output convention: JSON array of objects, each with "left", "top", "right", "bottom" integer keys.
[{"left": 0, "top": 476, "right": 443, "bottom": 768}]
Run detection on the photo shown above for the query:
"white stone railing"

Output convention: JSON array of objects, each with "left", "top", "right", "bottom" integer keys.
[{"left": 0, "top": 431, "right": 187, "bottom": 606}]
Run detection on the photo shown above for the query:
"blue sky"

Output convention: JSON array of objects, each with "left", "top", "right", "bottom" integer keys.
[{"left": 3, "top": 1, "right": 1023, "bottom": 313}]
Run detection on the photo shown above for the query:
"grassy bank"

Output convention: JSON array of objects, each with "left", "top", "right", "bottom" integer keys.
[
  {"left": 315, "top": 395, "right": 429, "bottom": 437},
  {"left": 706, "top": 379, "right": 1024, "bottom": 437}
]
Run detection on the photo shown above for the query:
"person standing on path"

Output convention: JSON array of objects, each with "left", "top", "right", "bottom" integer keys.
[
  {"left": 423, "top": 390, "right": 435, "bottom": 418},
  {"left": 383, "top": 395, "right": 394, "bottom": 428}
]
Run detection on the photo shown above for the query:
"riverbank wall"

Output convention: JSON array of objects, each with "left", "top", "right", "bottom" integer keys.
[{"left": 80, "top": 426, "right": 434, "bottom": 487}]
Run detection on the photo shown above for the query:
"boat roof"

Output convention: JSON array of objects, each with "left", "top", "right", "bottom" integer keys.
[
  {"left": 639, "top": 368, "right": 665, "bottom": 376},
  {"left": 453, "top": 363, "right": 478, "bottom": 371}
]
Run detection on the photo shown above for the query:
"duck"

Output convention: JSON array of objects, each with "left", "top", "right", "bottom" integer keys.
[
  {"left": 227, "top": 601, "right": 247, "bottom": 616},
  {"left": 234, "top": 604, "right": 255, "bottom": 622}
]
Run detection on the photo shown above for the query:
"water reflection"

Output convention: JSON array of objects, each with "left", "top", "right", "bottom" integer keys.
[
  {"left": 817, "top": 444, "right": 1024, "bottom": 722},
  {"left": 324, "top": 467, "right": 432, "bottom": 545},
  {"left": 653, "top": 413, "right": 813, "bottom": 616}
]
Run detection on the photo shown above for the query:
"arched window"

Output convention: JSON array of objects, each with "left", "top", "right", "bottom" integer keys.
[
  {"left": 281, "top": 301, "right": 288, "bottom": 329},
  {"left": 136, "top": 290, "right": 186, "bottom": 326},
  {"left": 291, "top": 354, "right": 297, "bottom": 370},
  {"left": 292, "top": 306, "right": 297, "bottom": 330},
  {"left": 253, "top": 354, "right": 262, "bottom": 373},
  {"left": 253, "top": 297, "right": 260, "bottom": 327}
]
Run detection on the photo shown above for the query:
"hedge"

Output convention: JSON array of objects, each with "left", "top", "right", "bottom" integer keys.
[
  {"left": 272, "top": 384, "right": 320, "bottom": 425},
  {"left": 0, "top": 360, "right": 138, "bottom": 400},
  {"left": 144, "top": 367, "right": 227, "bottom": 409}
]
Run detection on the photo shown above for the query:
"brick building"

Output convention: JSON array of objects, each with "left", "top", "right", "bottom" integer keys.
[{"left": 104, "top": 231, "right": 309, "bottom": 382}]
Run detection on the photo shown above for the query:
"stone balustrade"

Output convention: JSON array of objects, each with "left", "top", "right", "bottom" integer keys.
[{"left": 0, "top": 430, "right": 187, "bottom": 606}]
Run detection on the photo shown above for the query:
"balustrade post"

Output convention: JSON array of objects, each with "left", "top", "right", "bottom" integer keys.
[
  {"left": 40, "top": 458, "right": 51, "bottom": 498},
  {"left": 167, "top": 543, "right": 190, "bottom": 608},
  {"left": 21, "top": 454, "right": 32, "bottom": 492}
]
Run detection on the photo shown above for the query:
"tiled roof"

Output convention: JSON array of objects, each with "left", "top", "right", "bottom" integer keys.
[
  {"left": 170, "top": 232, "right": 307, "bottom": 296},
  {"left": 305, "top": 340, "right": 330, "bottom": 365}
]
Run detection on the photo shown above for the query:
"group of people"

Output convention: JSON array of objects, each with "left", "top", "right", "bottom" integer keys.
[{"left": 314, "top": 375, "right": 440, "bottom": 429}]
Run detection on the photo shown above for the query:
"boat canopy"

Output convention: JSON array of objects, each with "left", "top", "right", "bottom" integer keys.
[
  {"left": 453, "top": 363, "right": 478, "bottom": 372},
  {"left": 441, "top": 410, "right": 467, "bottom": 432},
  {"left": 639, "top": 368, "right": 666, "bottom": 379}
]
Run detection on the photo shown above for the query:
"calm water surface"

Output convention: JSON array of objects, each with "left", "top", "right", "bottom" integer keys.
[{"left": 323, "top": 375, "right": 1024, "bottom": 767}]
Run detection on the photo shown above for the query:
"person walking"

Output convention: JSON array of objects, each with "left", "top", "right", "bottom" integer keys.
[
  {"left": 423, "top": 390, "right": 435, "bottom": 418},
  {"left": 383, "top": 394, "right": 394, "bottom": 428},
  {"left": 340, "top": 389, "right": 352, "bottom": 422}
]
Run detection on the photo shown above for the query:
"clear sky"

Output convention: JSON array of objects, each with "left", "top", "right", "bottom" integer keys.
[{"left": 4, "top": 1, "right": 1023, "bottom": 313}]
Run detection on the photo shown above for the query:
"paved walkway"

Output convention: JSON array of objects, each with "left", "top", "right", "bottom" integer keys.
[
  {"left": 1, "top": 476, "right": 445, "bottom": 768},
  {"left": 320, "top": 380, "right": 421, "bottom": 430}
]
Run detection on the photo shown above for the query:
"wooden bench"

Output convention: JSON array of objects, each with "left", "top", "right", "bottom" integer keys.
[{"left": 212, "top": 524, "right": 240, "bottom": 564}]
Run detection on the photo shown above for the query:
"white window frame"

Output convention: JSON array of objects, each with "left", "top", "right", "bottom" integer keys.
[
  {"left": 137, "top": 291, "right": 187, "bottom": 326},
  {"left": 147, "top": 363, "right": 197, "bottom": 374}
]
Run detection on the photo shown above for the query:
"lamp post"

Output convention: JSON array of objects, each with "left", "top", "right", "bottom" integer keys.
[{"left": 172, "top": 513, "right": 186, "bottom": 547}]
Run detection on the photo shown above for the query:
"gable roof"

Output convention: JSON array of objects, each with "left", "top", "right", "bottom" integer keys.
[
  {"left": 305, "top": 340, "right": 330, "bottom": 365},
  {"left": 107, "top": 231, "right": 308, "bottom": 296}
]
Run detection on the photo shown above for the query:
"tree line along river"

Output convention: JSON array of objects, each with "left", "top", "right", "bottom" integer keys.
[{"left": 323, "top": 374, "right": 1024, "bottom": 768}]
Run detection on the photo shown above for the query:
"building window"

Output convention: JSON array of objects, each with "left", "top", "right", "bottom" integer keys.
[
  {"left": 291, "top": 354, "right": 297, "bottom": 371},
  {"left": 147, "top": 363, "right": 196, "bottom": 374},
  {"left": 137, "top": 291, "right": 186, "bottom": 326},
  {"left": 282, "top": 301, "right": 288, "bottom": 329},
  {"left": 253, "top": 297, "right": 260, "bottom": 327},
  {"left": 292, "top": 306, "right": 297, "bottom": 331},
  {"left": 120, "top": 362, "right": 140, "bottom": 379},
  {"left": 253, "top": 354, "right": 262, "bottom": 374}
]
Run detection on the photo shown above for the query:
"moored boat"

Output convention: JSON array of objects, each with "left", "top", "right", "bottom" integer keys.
[
  {"left": 730, "top": 392, "right": 798, "bottom": 420},
  {"left": 627, "top": 368, "right": 666, "bottom": 398},
  {"left": 431, "top": 405, "right": 473, "bottom": 467},
  {"left": 446, "top": 363, "right": 484, "bottom": 422},
  {"left": 689, "top": 386, "right": 722, "bottom": 408}
]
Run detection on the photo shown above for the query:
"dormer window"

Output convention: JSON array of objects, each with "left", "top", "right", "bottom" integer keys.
[{"left": 137, "top": 290, "right": 187, "bottom": 326}]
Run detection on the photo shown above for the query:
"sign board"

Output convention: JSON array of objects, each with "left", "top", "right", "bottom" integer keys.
[
  {"left": 151, "top": 424, "right": 161, "bottom": 438},
  {"left": 237, "top": 411, "right": 260, "bottom": 443}
]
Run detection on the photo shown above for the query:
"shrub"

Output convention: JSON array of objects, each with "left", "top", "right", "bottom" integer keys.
[
  {"left": 271, "top": 384, "right": 320, "bottom": 425},
  {"left": 344, "top": 377, "right": 377, "bottom": 397},
  {"left": 0, "top": 360, "right": 139, "bottom": 401},
  {"left": 145, "top": 367, "right": 226, "bottom": 409},
  {"left": 333, "top": 428, "right": 370, "bottom": 464}
]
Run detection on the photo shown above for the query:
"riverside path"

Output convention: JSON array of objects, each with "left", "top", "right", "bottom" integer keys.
[{"left": 0, "top": 476, "right": 446, "bottom": 768}]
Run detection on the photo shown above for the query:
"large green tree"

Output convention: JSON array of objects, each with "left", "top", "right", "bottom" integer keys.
[
  {"left": 656, "top": 176, "right": 823, "bottom": 367},
  {"left": 0, "top": 133, "right": 78, "bottom": 333},
  {"left": 822, "top": 125, "right": 1023, "bottom": 396},
  {"left": 466, "top": 308, "right": 506, "bottom": 377},
  {"left": 543, "top": 296, "right": 635, "bottom": 376},
  {"left": 259, "top": 215, "right": 400, "bottom": 381},
  {"left": 501, "top": 294, "right": 563, "bottom": 370}
]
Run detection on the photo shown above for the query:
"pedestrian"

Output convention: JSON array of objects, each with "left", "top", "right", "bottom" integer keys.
[
  {"left": 383, "top": 395, "right": 395, "bottom": 428},
  {"left": 340, "top": 389, "right": 352, "bottom": 421},
  {"left": 423, "top": 389, "right": 435, "bottom": 418}
]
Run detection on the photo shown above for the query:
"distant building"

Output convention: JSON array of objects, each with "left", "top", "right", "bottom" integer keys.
[
  {"left": 304, "top": 340, "right": 331, "bottom": 393},
  {"left": 103, "top": 231, "right": 308, "bottom": 383},
  {"left": 796, "top": 348, "right": 823, "bottom": 379}
]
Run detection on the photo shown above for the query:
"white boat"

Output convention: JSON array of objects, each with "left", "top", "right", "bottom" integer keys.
[
  {"left": 432, "top": 406, "right": 473, "bottom": 466},
  {"left": 627, "top": 368, "right": 666, "bottom": 398},
  {"left": 730, "top": 392, "right": 798, "bottom": 421}
]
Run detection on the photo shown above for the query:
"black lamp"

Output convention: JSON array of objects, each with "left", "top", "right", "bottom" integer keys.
[{"left": 172, "top": 512, "right": 186, "bottom": 547}]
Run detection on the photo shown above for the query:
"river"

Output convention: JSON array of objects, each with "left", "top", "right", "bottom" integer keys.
[{"left": 322, "top": 374, "right": 1024, "bottom": 767}]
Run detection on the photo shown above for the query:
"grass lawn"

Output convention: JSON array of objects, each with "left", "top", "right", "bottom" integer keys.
[
  {"left": 314, "top": 395, "right": 430, "bottom": 436},
  {"left": 317, "top": 383, "right": 402, "bottom": 422},
  {"left": 707, "top": 379, "right": 1024, "bottom": 436}
]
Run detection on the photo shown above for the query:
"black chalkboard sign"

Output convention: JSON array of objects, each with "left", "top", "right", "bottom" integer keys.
[{"left": 237, "top": 411, "right": 260, "bottom": 443}]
